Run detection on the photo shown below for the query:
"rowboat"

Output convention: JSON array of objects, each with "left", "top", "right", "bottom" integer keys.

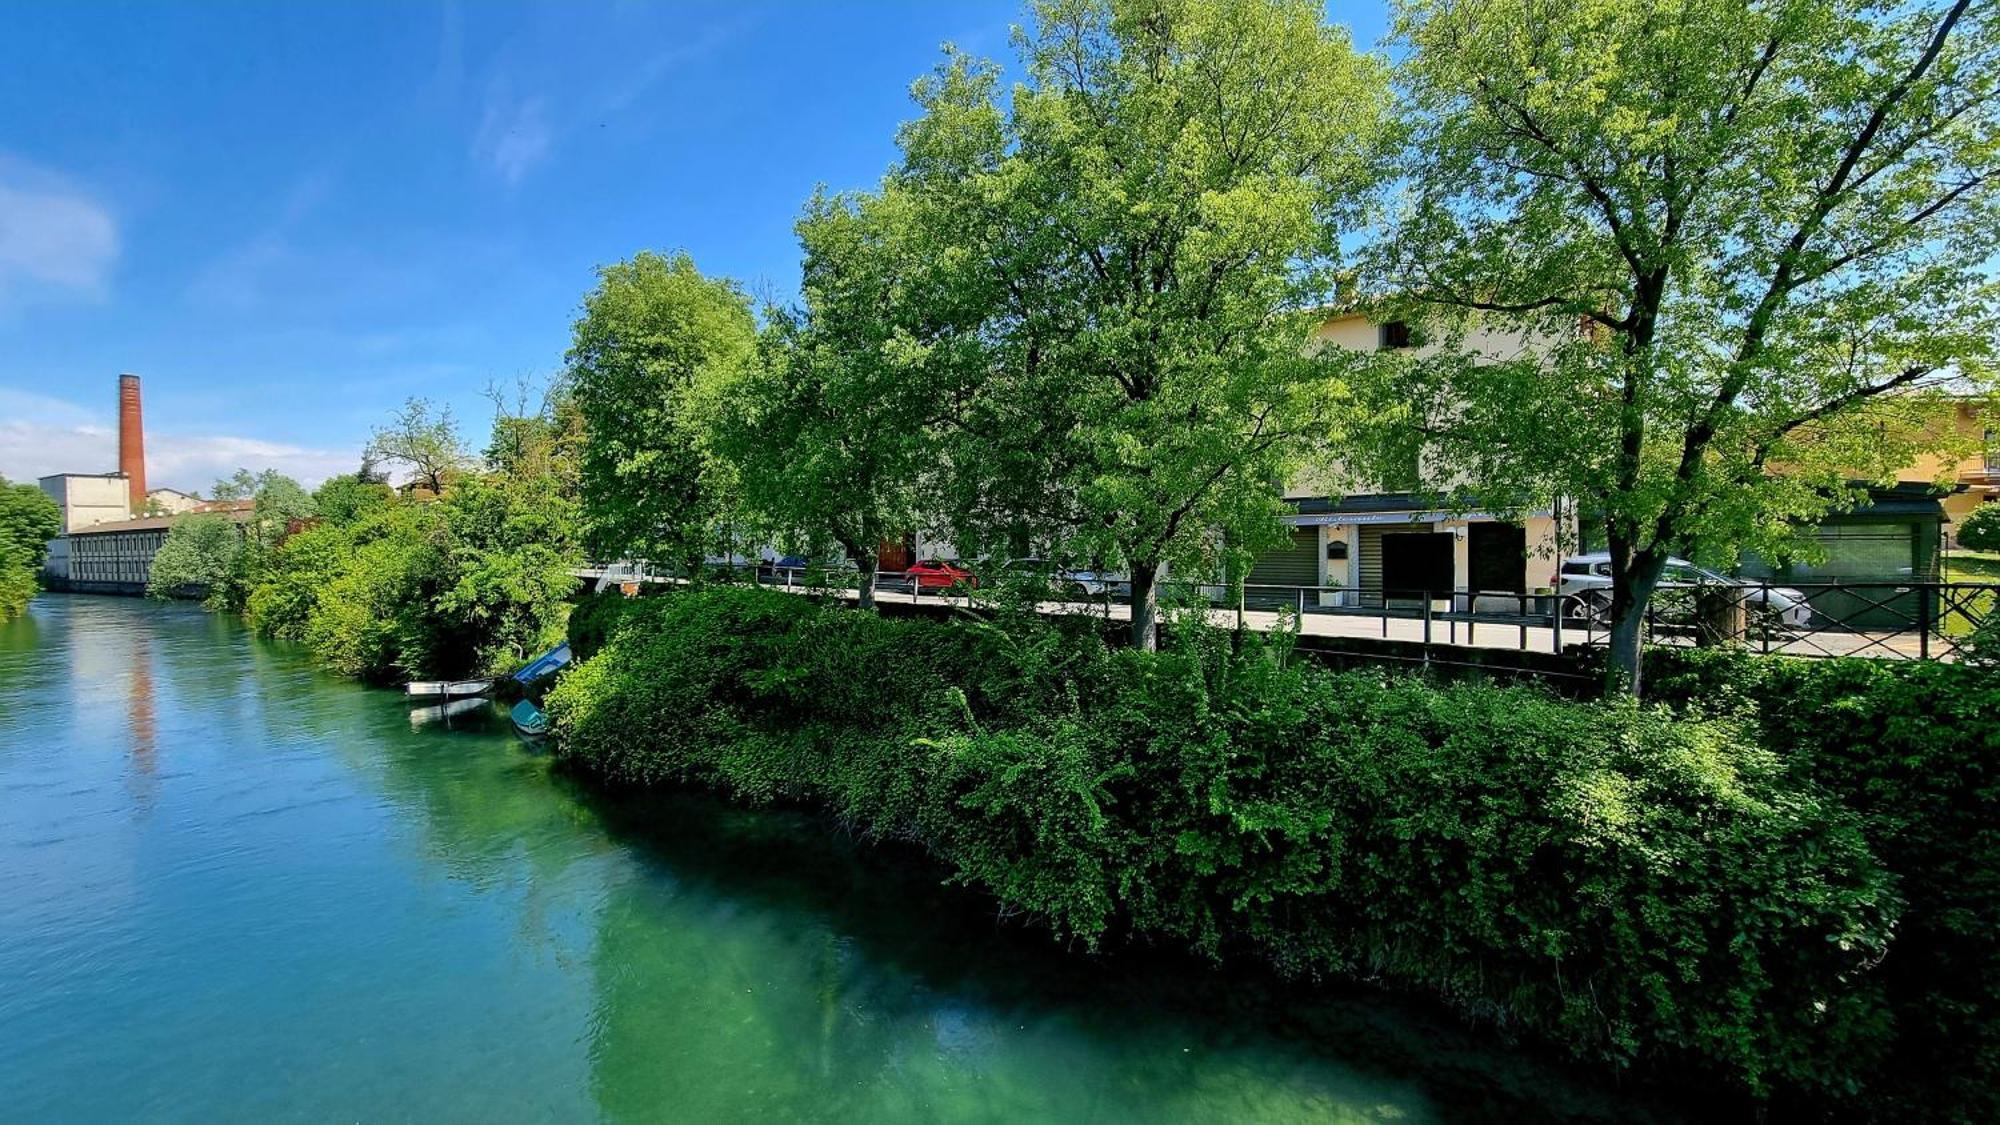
[
  {"left": 510, "top": 698, "right": 549, "bottom": 738},
  {"left": 511, "top": 641, "right": 572, "bottom": 687},
  {"left": 405, "top": 678, "right": 493, "bottom": 700}
]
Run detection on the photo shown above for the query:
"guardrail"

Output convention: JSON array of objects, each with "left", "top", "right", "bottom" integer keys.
[{"left": 589, "top": 561, "right": 1997, "bottom": 662}]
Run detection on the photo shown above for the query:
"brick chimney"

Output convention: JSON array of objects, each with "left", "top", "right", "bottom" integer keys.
[{"left": 118, "top": 373, "right": 146, "bottom": 512}]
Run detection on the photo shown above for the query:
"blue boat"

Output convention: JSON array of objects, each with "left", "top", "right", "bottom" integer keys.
[
  {"left": 511, "top": 641, "right": 572, "bottom": 687},
  {"left": 510, "top": 698, "right": 549, "bottom": 738}
]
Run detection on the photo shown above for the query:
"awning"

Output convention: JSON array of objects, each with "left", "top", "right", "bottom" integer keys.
[{"left": 1285, "top": 509, "right": 1541, "bottom": 527}]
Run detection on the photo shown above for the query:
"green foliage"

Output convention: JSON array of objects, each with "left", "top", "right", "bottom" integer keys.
[
  {"left": 1958, "top": 503, "right": 2000, "bottom": 553},
  {"left": 0, "top": 476, "right": 61, "bottom": 619},
  {"left": 546, "top": 586, "right": 1913, "bottom": 1110},
  {"left": 246, "top": 396, "right": 582, "bottom": 687},
  {"left": 366, "top": 398, "right": 471, "bottom": 496},
  {"left": 146, "top": 513, "right": 246, "bottom": 608},
  {"left": 1645, "top": 648, "right": 2000, "bottom": 1119},
  {"left": 311, "top": 473, "right": 393, "bottom": 526},
  {"left": 715, "top": 192, "right": 939, "bottom": 605},
  {"left": 884, "top": 0, "right": 1392, "bottom": 646},
  {"left": 566, "top": 250, "right": 757, "bottom": 570},
  {"left": 1366, "top": 0, "right": 2000, "bottom": 693}
]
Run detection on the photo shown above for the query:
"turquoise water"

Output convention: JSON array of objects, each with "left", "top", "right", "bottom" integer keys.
[{"left": 0, "top": 595, "right": 1670, "bottom": 1123}]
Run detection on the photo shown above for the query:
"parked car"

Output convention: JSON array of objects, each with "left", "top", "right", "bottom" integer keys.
[
  {"left": 998, "top": 557, "right": 1126, "bottom": 598},
  {"left": 1555, "top": 553, "right": 1813, "bottom": 628},
  {"left": 757, "top": 555, "right": 813, "bottom": 583},
  {"left": 902, "top": 558, "right": 978, "bottom": 595}
]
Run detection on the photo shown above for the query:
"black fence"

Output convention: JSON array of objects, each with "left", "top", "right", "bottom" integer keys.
[{"left": 585, "top": 562, "right": 1997, "bottom": 663}]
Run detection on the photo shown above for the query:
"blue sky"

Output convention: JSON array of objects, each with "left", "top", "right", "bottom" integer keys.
[{"left": 0, "top": 1, "right": 1392, "bottom": 492}]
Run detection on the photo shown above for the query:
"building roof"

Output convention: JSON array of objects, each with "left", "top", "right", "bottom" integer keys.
[{"left": 66, "top": 509, "right": 255, "bottom": 536}]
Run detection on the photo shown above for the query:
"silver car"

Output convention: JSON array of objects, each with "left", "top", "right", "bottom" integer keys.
[
  {"left": 1556, "top": 553, "right": 1813, "bottom": 629},
  {"left": 998, "top": 558, "right": 1128, "bottom": 598}
]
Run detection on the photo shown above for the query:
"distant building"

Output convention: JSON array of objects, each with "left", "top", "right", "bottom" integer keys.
[
  {"left": 146, "top": 488, "right": 202, "bottom": 515},
  {"left": 54, "top": 509, "right": 255, "bottom": 595},
  {"left": 37, "top": 473, "right": 133, "bottom": 582}
]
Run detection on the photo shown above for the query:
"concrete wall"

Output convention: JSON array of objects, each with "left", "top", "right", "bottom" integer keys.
[{"left": 39, "top": 474, "right": 132, "bottom": 533}]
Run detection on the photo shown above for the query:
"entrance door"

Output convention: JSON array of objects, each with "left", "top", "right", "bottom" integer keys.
[
  {"left": 1467, "top": 522, "right": 1526, "bottom": 593},
  {"left": 1380, "top": 532, "right": 1454, "bottom": 601}
]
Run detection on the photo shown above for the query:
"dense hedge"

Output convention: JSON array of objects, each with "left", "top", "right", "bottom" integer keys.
[
  {"left": 1646, "top": 648, "right": 2000, "bottom": 1119},
  {"left": 545, "top": 586, "right": 1922, "bottom": 1110}
]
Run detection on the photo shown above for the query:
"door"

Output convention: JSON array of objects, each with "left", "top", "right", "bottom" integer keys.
[
  {"left": 1245, "top": 527, "right": 1319, "bottom": 607},
  {"left": 1467, "top": 522, "right": 1526, "bottom": 593},
  {"left": 1380, "top": 532, "right": 1454, "bottom": 601}
]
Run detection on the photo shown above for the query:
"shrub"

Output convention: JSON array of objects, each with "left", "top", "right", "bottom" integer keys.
[
  {"left": 547, "top": 586, "right": 1906, "bottom": 1109},
  {"left": 146, "top": 513, "right": 247, "bottom": 608},
  {"left": 1647, "top": 648, "right": 2000, "bottom": 1119},
  {"left": 1957, "top": 502, "right": 2000, "bottom": 553}
]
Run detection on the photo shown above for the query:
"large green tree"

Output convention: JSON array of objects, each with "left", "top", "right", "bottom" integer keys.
[
  {"left": 895, "top": 0, "right": 1390, "bottom": 648},
  {"left": 566, "top": 251, "right": 758, "bottom": 574},
  {"left": 0, "top": 476, "right": 62, "bottom": 619},
  {"left": 719, "top": 191, "right": 948, "bottom": 608},
  {"left": 1370, "top": 0, "right": 1999, "bottom": 694}
]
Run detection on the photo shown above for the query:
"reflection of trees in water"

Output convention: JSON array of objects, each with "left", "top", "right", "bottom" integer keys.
[{"left": 574, "top": 797, "right": 1472, "bottom": 1124}]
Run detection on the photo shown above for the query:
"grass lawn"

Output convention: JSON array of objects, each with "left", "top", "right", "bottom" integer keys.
[
  {"left": 1940, "top": 550, "right": 2000, "bottom": 638},
  {"left": 1944, "top": 549, "right": 2000, "bottom": 583}
]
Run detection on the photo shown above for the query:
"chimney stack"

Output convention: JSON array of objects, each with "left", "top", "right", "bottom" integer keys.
[{"left": 118, "top": 373, "right": 146, "bottom": 512}]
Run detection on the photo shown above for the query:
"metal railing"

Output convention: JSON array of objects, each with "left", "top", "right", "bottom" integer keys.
[{"left": 589, "top": 561, "right": 1998, "bottom": 663}]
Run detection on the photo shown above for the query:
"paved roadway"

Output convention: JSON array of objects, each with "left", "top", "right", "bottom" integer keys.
[{"left": 573, "top": 568, "right": 1950, "bottom": 661}]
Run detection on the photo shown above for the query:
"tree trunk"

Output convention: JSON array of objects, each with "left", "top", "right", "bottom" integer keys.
[
  {"left": 1130, "top": 559, "right": 1162, "bottom": 652},
  {"left": 1605, "top": 551, "right": 1667, "bottom": 698},
  {"left": 855, "top": 550, "right": 878, "bottom": 611}
]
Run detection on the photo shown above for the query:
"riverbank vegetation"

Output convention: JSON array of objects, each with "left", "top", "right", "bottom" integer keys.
[
  {"left": 0, "top": 477, "right": 62, "bottom": 620},
  {"left": 547, "top": 583, "right": 1995, "bottom": 1118},
  {"left": 144, "top": 392, "right": 583, "bottom": 682},
  {"left": 243, "top": 400, "right": 583, "bottom": 682}
]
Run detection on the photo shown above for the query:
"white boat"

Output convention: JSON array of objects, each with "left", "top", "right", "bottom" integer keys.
[
  {"left": 404, "top": 678, "right": 493, "bottom": 700},
  {"left": 408, "top": 697, "right": 489, "bottom": 728}
]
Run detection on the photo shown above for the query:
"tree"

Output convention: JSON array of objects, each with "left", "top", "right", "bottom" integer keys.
[
  {"left": 1959, "top": 503, "right": 2000, "bottom": 553},
  {"left": 482, "top": 377, "right": 585, "bottom": 497},
  {"left": 146, "top": 513, "right": 245, "bottom": 607},
  {"left": 211, "top": 468, "right": 315, "bottom": 547},
  {"left": 893, "top": 0, "right": 1390, "bottom": 648},
  {"left": 1371, "top": 0, "right": 1999, "bottom": 694},
  {"left": 566, "top": 251, "right": 758, "bottom": 574},
  {"left": 366, "top": 398, "right": 470, "bottom": 496},
  {"left": 0, "top": 476, "right": 61, "bottom": 619},
  {"left": 718, "top": 191, "right": 942, "bottom": 608},
  {"left": 312, "top": 473, "right": 393, "bottom": 526}
]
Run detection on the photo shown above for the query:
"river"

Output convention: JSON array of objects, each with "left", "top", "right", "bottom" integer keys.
[{"left": 0, "top": 595, "right": 1684, "bottom": 1123}]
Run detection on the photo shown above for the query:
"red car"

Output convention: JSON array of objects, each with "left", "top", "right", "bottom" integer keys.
[{"left": 904, "top": 558, "right": 978, "bottom": 594}]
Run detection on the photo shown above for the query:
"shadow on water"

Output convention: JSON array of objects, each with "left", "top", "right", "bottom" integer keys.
[{"left": 548, "top": 772, "right": 1719, "bottom": 1124}]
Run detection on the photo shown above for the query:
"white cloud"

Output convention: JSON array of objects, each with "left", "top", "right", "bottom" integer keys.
[
  {"left": 0, "top": 157, "right": 118, "bottom": 308},
  {"left": 473, "top": 87, "right": 554, "bottom": 185},
  {"left": 0, "top": 388, "right": 353, "bottom": 492}
]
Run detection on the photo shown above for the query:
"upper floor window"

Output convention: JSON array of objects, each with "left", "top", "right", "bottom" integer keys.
[
  {"left": 1984, "top": 428, "right": 1998, "bottom": 472},
  {"left": 1379, "top": 320, "right": 1413, "bottom": 350}
]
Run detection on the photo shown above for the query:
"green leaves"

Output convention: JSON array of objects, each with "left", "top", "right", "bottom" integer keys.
[
  {"left": 883, "top": 0, "right": 1393, "bottom": 646},
  {"left": 1370, "top": 0, "right": 2000, "bottom": 691},
  {"left": 0, "top": 477, "right": 60, "bottom": 619},
  {"left": 567, "top": 251, "right": 757, "bottom": 570}
]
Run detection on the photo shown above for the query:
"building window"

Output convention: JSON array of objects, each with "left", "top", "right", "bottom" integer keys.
[
  {"left": 1379, "top": 320, "right": 1412, "bottom": 350},
  {"left": 1984, "top": 427, "right": 1997, "bottom": 473}
]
